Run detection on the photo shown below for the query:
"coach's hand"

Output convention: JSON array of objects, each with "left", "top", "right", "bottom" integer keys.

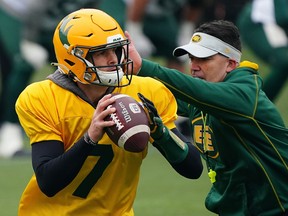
[
  {"left": 137, "top": 93, "right": 166, "bottom": 140},
  {"left": 125, "top": 31, "right": 142, "bottom": 75}
]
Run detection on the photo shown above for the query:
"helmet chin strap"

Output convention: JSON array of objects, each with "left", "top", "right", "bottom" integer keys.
[
  {"left": 82, "top": 58, "right": 124, "bottom": 86},
  {"left": 89, "top": 68, "right": 124, "bottom": 86}
]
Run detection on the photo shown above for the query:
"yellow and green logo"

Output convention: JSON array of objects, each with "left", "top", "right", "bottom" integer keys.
[
  {"left": 59, "top": 16, "right": 73, "bottom": 46},
  {"left": 192, "top": 34, "right": 201, "bottom": 43}
]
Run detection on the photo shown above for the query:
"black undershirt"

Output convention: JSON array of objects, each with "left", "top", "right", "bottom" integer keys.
[{"left": 32, "top": 128, "right": 203, "bottom": 197}]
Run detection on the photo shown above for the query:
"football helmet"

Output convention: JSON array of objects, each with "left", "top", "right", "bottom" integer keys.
[{"left": 53, "top": 8, "right": 133, "bottom": 86}]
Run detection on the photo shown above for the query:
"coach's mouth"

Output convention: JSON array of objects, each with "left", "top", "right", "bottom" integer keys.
[{"left": 192, "top": 75, "right": 204, "bottom": 80}]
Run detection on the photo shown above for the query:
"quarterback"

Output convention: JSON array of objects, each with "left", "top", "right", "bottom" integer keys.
[{"left": 15, "top": 9, "right": 202, "bottom": 215}]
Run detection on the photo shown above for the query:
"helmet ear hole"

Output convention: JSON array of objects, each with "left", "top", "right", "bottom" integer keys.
[{"left": 65, "top": 59, "right": 75, "bottom": 66}]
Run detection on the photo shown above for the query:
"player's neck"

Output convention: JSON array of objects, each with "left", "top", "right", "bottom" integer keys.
[{"left": 77, "top": 82, "right": 109, "bottom": 105}]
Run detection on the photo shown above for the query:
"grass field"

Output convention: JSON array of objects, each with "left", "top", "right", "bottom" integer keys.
[
  {"left": 0, "top": 46, "right": 287, "bottom": 215},
  {"left": 134, "top": 149, "right": 214, "bottom": 216}
]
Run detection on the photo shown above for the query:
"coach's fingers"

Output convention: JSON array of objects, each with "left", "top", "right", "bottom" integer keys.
[{"left": 125, "top": 31, "right": 142, "bottom": 75}]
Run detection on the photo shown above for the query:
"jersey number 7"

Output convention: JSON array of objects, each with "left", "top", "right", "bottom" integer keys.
[{"left": 73, "top": 144, "right": 114, "bottom": 198}]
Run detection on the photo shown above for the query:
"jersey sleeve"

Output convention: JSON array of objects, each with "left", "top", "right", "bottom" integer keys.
[
  {"left": 118, "top": 76, "right": 178, "bottom": 129},
  {"left": 149, "top": 79, "right": 178, "bottom": 129},
  {"left": 15, "top": 81, "right": 62, "bottom": 144},
  {"left": 144, "top": 77, "right": 177, "bottom": 129},
  {"left": 138, "top": 59, "right": 262, "bottom": 121}
]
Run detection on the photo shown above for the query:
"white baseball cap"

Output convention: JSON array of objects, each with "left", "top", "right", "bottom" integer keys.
[{"left": 173, "top": 32, "right": 241, "bottom": 63}]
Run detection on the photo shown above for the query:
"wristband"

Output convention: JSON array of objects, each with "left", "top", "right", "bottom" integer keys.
[{"left": 84, "top": 132, "right": 98, "bottom": 146}]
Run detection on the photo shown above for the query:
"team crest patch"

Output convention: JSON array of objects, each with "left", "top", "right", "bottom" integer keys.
[
  {"left": 224, "top": 48, "right": 231, "bottom": 54},
  {"left": 192, "top": 34, "right": 201, "bottom": 43}
]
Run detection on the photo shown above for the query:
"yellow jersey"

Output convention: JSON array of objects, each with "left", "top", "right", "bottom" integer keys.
[{"left": 16, "top": 75, "right": 177, "bottom": 216}]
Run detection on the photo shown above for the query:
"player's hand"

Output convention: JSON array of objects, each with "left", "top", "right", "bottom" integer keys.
[
  {"left": 87, "top": 94, "right": 116, "bottom": 142},
  {"left": 137, "top": 93, "right": 165, "bottom": 140}
]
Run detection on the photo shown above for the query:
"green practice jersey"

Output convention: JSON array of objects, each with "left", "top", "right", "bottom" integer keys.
[{"left": 138, "top": 59, "right": 288, "bottom": 215}]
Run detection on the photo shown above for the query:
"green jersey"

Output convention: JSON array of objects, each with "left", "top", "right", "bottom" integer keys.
[{"left": 138, "top": 59, "right": 288, "bottom": 215}]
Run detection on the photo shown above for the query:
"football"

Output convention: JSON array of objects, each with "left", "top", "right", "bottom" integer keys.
[{"left": 104, "top": 93, "right": 150, "bottom": 152}]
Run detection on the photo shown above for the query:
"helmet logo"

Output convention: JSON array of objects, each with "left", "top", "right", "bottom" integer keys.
[
  {"left": 59, "top": 16, "right": 73, "bottom": 46},
  {"left": 107, "top": 34, "right": 124, "bottom": 43},
  {"left": 224, "top": 48, "right": 231, "bottom": 54},
  {"left": 192, "top": 34, "right": 201, "bottom": 43}
]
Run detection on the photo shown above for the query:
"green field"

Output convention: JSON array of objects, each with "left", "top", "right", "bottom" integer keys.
[
  {"left": 134, "top": 149, "right": 214, "bottom": 216},
  {"left": 0, "top": 46, "right": 287, "bottom": 215},
  {"left": 0, "top": 158, "right": 33, "bottom": 216}
]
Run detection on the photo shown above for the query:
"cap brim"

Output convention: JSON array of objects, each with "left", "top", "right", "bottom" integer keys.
[{"left": 173, "top": 43, "right": 218, "bottom": 58}]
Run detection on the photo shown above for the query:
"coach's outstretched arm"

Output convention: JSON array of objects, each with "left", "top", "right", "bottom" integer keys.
[{"left": 138, "top": 93, "right": 203, "bottom": 179}]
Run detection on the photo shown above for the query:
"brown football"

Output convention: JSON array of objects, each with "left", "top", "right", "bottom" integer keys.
[{"left": 104, "top": 93, "right": 150, "bottom": 152}]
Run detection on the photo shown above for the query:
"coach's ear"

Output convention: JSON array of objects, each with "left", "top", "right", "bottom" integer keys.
[{"left": 226, "top": 59, "right": 238, "bottom": 73}]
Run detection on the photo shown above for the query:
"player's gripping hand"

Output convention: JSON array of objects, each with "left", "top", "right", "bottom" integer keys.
[
  {"left": 137, "top": 93, "right": 166, "bottom": 140},
  {"left": 87, "top": 94, "right": 116, "bottom": 143}
]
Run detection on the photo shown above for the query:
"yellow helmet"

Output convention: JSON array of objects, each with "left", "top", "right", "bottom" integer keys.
[{"left": 53, "top": 8, "right": 133, "bottom": 86}]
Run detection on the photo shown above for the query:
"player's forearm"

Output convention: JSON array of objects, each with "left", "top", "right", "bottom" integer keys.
[
  {"left": 32, "top": 138, "right": 93, "bottom": 197},
  {"left": 169, "top": 143, "right": 203, "bottom": 179},
  {"left": 153, "top": 128, "right": 203, "bottom": 179}
]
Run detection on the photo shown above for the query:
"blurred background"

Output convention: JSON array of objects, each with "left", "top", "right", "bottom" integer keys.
[{"left": 0, "top": 0, "right": 287, "bottom": 215}]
